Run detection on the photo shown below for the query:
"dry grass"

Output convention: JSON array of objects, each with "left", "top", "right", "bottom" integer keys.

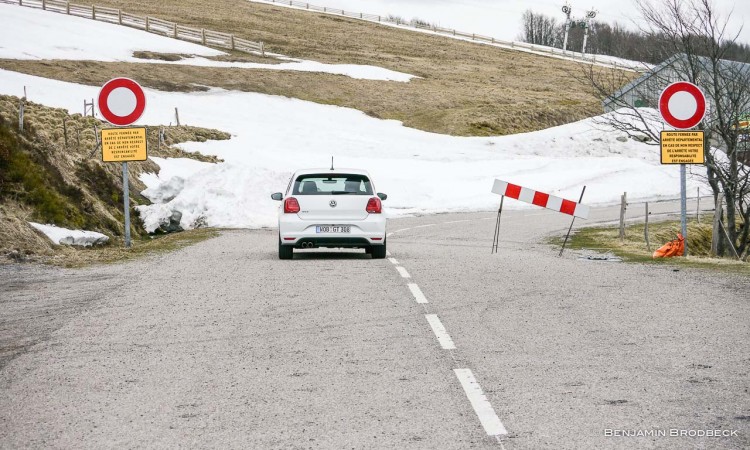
[
  {"left": 0, "top": 95, "right": 229, "bottom": 259},
  {"left": 0, "top": 0, "right": 633, "bottom": 136},
  {"left": 2, "top": 226, "right": 220, "bottom": 268},
  {"left": 555, "top": 219, "right": 749, "bottom": 275}
]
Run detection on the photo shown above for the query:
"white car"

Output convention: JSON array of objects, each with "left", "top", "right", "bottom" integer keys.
[{"left": 272, "top": 169, "right": 388, "bottom": 260}]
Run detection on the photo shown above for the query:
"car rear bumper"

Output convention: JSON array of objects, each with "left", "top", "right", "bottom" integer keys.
[{"left": 279, "top": 215, "right": 386, "bottom": 248}]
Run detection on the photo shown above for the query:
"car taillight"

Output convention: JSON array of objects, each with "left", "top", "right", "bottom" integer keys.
[
  {"left": 366, "top": 197, "right": 382, "bottom": 214},
  {"left": 284, "top": 197, "right": 300, "bottom": 214}
]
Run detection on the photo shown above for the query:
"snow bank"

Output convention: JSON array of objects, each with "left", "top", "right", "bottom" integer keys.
[
  {"left": 29, "top": 222, "right": 109, "bottom": 246},
  {"left": 0, "top": 70, "right": 709, "bottom": 232},
  {"left": 0, "top": 4, "right": 415, "bottom": 82}
]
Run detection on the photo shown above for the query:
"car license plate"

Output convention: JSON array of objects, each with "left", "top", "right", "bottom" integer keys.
[{"left": 316, "top": 226, "right": 351, "bottom": 233}]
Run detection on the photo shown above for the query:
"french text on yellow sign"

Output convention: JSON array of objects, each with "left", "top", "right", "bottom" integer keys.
[
  {"left": 101, "top": 127, "right": 148, "bottom": 162},
  {"left": 660, "top": 130, "right": 705, "bottom": 164}
]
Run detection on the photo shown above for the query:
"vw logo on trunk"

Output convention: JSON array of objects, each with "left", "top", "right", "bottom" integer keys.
[{"left": 329, "top": 200, "right": 337, "bottom": 208}]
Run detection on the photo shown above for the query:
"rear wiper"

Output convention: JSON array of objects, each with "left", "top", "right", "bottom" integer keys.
[{"left": 331, "top": 191, "right": 357, "bottom": 195}]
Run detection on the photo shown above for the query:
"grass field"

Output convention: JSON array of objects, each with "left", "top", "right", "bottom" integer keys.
[
  {"left": 0, "top": 0, "right": 631, "bottom": 136},
  {"left": 556, "top": 219, "right": 749, "bottom": 275}
]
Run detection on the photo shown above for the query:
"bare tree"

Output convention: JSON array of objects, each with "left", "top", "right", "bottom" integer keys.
[
  {"left": 583, "top": 0, "right": 750, "bottom": 259},
  {"left": 519, "top": 10, "right": 560, "bottom": 47}
]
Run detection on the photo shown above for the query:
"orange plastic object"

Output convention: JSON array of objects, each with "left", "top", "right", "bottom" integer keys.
[{"left": 652, "top": 233, "right": 685, "bottom": 258}]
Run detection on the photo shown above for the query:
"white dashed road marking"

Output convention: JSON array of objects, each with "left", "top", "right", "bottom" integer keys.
[
  {"left": 407, "top": 283, "right": 429, "bottom": 304},
  {"left": 395, "top": 266, "right": 411, "bottom": 278},
  {"left": 454, "top": 369, "right": 508, "bottom": 437},
  {"left": 388, "top": 217, "right": 510, "bottom": 440},
  {"left": 425, "top": 314, "right": 456, "bottom": 350}
]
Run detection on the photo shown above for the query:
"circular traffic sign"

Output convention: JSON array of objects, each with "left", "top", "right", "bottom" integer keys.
[
  {"left": 659, "top": 81, "right": 706, "bottom": 130},
  {"left": 98, "top": 78, "right": 146, "bottom": 126}
]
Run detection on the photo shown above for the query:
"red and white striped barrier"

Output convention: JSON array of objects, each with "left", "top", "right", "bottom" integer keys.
[{"left": 492, "top": 179, "right": 590, "bottom": 219}]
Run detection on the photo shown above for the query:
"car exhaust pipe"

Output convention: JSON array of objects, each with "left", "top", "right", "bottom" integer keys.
[{"left": 301, "top": 242, "right": 312, "bottom": 249}]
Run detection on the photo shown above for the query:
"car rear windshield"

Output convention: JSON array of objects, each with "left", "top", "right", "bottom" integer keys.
[{"left": 293, "top": 174, "right": 373, "bottom": 195}]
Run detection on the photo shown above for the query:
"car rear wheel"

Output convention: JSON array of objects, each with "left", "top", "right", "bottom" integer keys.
[
  {"left": 371, "top": 240, "right": 386, "bottom": 259},
  {"left": 279, "top": 237, "right": 293, "bottom": 260}
]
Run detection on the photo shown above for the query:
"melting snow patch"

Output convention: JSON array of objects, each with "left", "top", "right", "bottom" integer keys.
[
  {"left": 29, "top": 222, "right": 109, "bottom": 246},
  {"left": 0, "top": 4, "right": 415, "bottom": 82}
]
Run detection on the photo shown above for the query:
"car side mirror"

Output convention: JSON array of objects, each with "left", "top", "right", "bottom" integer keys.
[
  {"left": 377, "top": 193, "right": 387, "bottom": 201},
  {"left": 271, "top": 192, "right": 283, "bottom": 201}
]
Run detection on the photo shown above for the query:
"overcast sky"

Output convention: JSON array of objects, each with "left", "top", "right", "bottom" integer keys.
[{"left": 309, "top": 0, "right": 749, "bottom": 46}]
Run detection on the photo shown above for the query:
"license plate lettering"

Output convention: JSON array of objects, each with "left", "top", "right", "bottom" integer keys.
[{"left": 316, "top": 226, "right": 351, "bottom": 233}]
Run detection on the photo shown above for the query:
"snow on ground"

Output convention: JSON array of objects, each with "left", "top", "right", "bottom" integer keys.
[
  {"left": 0, "top": 3, "right": 415, "bottom": 82},
  {"left": 29, "top": 222, "right": 110, "bottom": 246},
  {"left": 0, "top": 68, "right": 709, "bottom": 232}
]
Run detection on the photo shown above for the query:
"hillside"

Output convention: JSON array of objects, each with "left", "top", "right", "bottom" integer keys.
[
  {"left": 0, "top": 0, "right": 629, "bottom": 136},
  {"left": 0, "top": 94, "right": 227, "bottom": 258}
]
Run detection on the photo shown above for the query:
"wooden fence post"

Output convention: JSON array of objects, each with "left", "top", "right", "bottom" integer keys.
[
  {"left": 145, "top": 16, "right": 150, "bottom": 32},
  {"left": 42, "top": 0, "right": 46, "bottom": 10},
  {"left": 201, "top": 29, "right": 206, "bottom": 45},
  {"left": 231, "top": 35, "right": 235, "bottom": 50},
  {"left": 711, "top": 194, "right": 723, "bottom": 256},
  {"left": 260, "top": 42, "right": 265, "bottom": 57},
  {"left": 63, "top": 116, "right": 68, "bottom": 146},
  {"left": 92, "top": 4, "right": 95, "bottom": 20},
  {"left": 175, "top": 107, "right": 180, "bottom": 126},
  {"left": 66, "top": 1, "right": 69, "bottom": 14},
  {"left": 697, "top": 187, "right": 700, "bottom": 223},
  {"left": 619, "top": 192, "right": 627, "bottom": 242},
  {"left": 18, "top": 98, "right": 24, "bottom": 132},
  {"left": 173, "top": 23, "right": 178, "bottom": 38},
  {"left": 645, "top": 202, "right": 651, "bottom": 252},
  {"left": 118, "top": 9, "right": 122, "bottom": 25}
]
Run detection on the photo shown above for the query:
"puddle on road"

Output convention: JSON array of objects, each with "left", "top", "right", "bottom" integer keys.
[{"left": 578, "top": 254, "right": 623, "bottom": 262}]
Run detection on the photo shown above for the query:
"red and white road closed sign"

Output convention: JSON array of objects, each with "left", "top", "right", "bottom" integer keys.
[
  {"left": 492, "top": 179, "right": 590, "bottom": 219},
  {"left": 98, "top": 78, "right": 146, "bottom": 126},
  {"left": 659, "top": 81, "right": 706, "bottom": 130}
]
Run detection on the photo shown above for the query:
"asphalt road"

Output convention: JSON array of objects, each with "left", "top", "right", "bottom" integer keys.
[{"left": 1, "top": 202, "right": 748, "bottom": 449}]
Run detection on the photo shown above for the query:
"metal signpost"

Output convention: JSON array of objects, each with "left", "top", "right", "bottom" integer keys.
[
  {"left": 97, "top": 78, "right": 148, "bottom": 248},
  {"left": 658, "top": 81, "right": 707, "bottom": 257}
]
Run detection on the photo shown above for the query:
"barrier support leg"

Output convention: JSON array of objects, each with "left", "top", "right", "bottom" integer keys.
[
  {"left": 492, "top": 196, "right": 504, "bottom": 254},
  {"left": 559, "top": 186, "right": 587, "bottom": 257}
]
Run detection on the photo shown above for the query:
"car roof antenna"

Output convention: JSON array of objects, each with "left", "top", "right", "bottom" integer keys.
[{"left": 330, "top": 156, "right": 334, "bottom": 171}]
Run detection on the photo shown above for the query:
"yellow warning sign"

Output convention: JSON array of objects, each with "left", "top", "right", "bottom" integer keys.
[
  {"left": 660, "top": 131, "right": 705, "bottom": 164},
  {"left": 101, "top": 127, "right": 147, "bottom": 162}
]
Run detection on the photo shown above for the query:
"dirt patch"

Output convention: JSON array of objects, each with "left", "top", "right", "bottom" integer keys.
[{"left": 132, "top": 51, "right": 186, "bottom": 62}]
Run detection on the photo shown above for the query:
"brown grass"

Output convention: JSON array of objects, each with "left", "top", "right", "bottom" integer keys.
[
  {"left": 2, "top": 224, "right": 220, "bottom": 268},
  {"left": 0, "top": 0, "right": 633, "bottom": 136},
  {"left": 553, "top": 219, "right": 749, "bottom": 275}
]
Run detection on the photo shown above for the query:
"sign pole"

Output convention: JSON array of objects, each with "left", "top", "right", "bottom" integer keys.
[
  {"left": 122, "top": 162, "right": 131, "bottom": 248},
  {"left": 680, "top": 164, "right": 688, "bottom": 256},
  {"left": 98, "top": 77, "right": 147, "bottom": 249}
]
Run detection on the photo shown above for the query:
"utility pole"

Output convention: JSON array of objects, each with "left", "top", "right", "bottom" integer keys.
[
  {"left": 582, "top": 9, "right": 597, "bottom": 55},
  {"left": 562, "top": 3, "right": 572, "bottom": 53}
]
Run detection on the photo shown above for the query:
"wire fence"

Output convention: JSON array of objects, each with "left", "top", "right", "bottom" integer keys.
[
  {"left": 251, "top": 0, "right": 640, "bottom": 71},
  {"left": 2, "top": 0, "right": 266, "bottom": 56}
]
